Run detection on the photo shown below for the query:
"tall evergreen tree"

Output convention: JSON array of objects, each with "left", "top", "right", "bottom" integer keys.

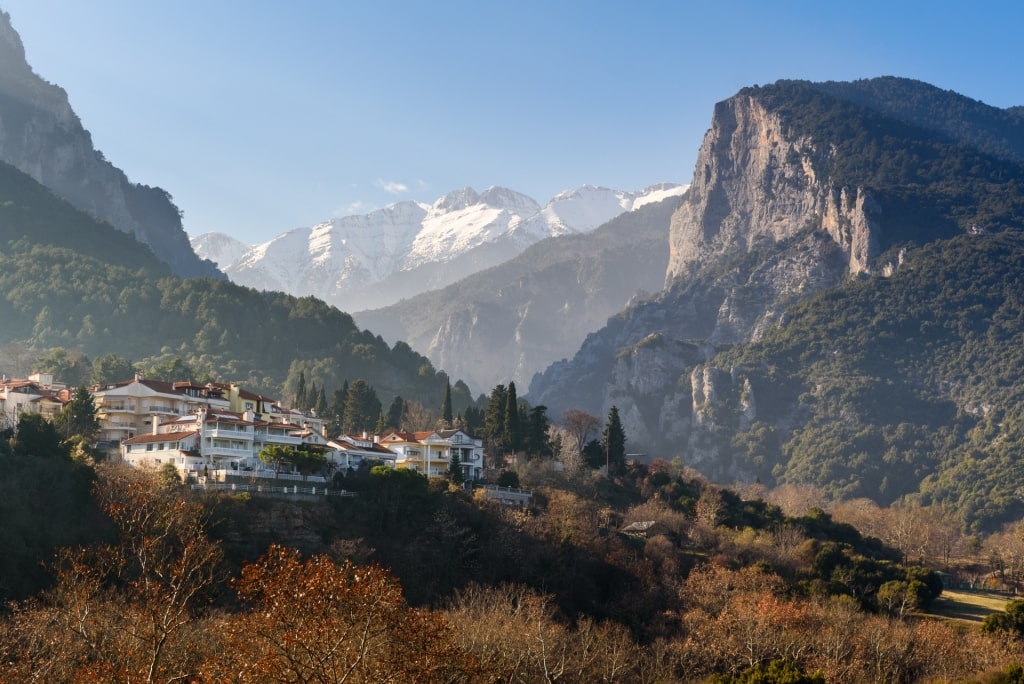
[
  {"left": 342, "top": 379, "right": 381, "bottom": 435},
  {"left": 483, "top": 384, "right": 508, "bottom": 456},
  {"left": 294, "top": 371, "right": 307, "bottom": 410},
  {"left": 314, "top": 385, "right": 327, "bottom": 415},
  {"left": 524, "top": 404, "right": 551, "bottom": 459},
  {"left": 503, "top": 381, "right": 521, "bottom": 454},
  {"left": 602, "top": 405, "right": 626, "bottom": 474},
  {"left": 54, "top": 386, "right": 100, "bottom": 441},
  {"left": 440, "top": 380, "right": 453, "bottom": 427},
  {"left": 385, "top": 395, "right": 405, "bottom": 431},
  {"left": 448, "top": 449, "right": 464, "bottom": 484},
  {"left": 463, "top": 406, "right": 483, "bottom": 436}
]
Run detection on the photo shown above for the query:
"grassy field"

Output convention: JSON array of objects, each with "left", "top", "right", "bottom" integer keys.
[{"left": 927, "top": 589, "right": 1014, "bottom": 624}]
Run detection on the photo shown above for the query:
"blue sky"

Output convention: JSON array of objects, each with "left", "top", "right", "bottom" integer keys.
[{"left": 2, "top": 1, "right": 1021, "bottom": 243}]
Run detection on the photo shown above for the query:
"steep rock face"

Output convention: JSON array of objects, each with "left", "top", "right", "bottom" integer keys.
[
  {"left": 530, "top": 90, "right": 891, "bottom": 457},
  {"left": 667, "top": 94, "right": 880, "bottom": 282},
  {"left": 0, "top": 12, "right": 219, "bottom": 279}
]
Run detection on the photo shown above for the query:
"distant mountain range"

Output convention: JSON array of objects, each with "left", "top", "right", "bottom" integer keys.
[{"left": 192, "top": 184, "right": 687, "bottom": 312}]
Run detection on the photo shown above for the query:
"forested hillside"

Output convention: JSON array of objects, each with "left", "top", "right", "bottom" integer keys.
[
  {"left": 701, "top": 230, "right": 1024, "bottom": 531},
  {"left": 0, "top": 160, "right": 453, "bottom": 404}
]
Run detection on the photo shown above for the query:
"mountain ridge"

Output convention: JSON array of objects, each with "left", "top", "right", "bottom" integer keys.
[
  {"left": 0, "top": 10, "right": 219, "bottom": 279},
  {"left": 193, "top": 183, "right": 687, "bottom": 312}
]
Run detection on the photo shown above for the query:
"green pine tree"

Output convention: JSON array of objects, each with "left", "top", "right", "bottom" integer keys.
[
  {"left": 441, "top": 379, "right": 453, "bottom": 427},
  {"left": 504, "top": 381, "right": 521, "bottom": 454},
  {"left": 602, "top": 405, "right": 626, "bottom": 474},
  {"left": 294, "top": 370, "right": 307, "bottom": 409},
  {"left": 54, "top": 386, "right": 100, "bottom": 441},
  {"left": 448, "top": 449, "right": 465, "bottom": 484}
]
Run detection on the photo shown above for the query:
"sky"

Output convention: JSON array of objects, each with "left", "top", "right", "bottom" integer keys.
[{"left": 2, "top": 1, "right": 1022, "bottom": 244}]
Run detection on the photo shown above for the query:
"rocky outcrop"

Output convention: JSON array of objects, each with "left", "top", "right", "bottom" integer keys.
[
  {"left": 529, "top": 86, "right": 893, "bottom": 458},
  {"left": 667, "top": 94, "right": 881, "bottom": 282},
  {"left": 0, "top": 11, "right": 219, "bottom": 279}
]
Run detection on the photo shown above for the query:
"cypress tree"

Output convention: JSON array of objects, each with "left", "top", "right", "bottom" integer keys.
[
  {"left": 602, "top": 405, "right": 626, "bottom": 473},
  {"left": 294, "top": 370, "right": 307, "bottom": 409},
  {"left": 385, "top": 395, "right": 405, "bottom": 430},
  {"left": 54, "top": 385, "right": 100, "bottom": 440},
  {"left": 484, "top": 384, "right": 508, "bottom": 455},
  {"left": 441, "top": 380, "right": 453, "bottom": 427},
  {"left": 504, "top": 381, "right": 521, "bottom": 453},
  {"left": 524, "top": 404, "right": 550, "bottom": 459}
]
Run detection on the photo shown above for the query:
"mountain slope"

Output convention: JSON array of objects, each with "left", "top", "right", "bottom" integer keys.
[
  {"left": 0, "top": 10, "right": 219, "bottom": 279},
  {"left": 353, "top": 195, "right": 685, "bottom": 394},
  {"left": 197, "top": 184, "right": 686, "bottom": 312},
  {"left": 700, "top": 231, "right": 1024, "bottom": 531},
  {"left": 0, "top": 158, "right": 453, "bottom": 408},
  {"left": 528, "top": 78, "right": 1024, "bottom": 502}
]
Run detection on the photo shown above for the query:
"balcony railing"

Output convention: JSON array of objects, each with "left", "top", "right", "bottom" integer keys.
[
  {"left": 207, "top": 427, "right": 254, "bottom": 439},
  {"left": 205, "top": 445, "right": 252, "bottom": 457}
]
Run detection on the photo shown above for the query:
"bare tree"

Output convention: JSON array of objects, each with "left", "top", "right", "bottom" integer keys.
[{"left": 562, "top": 409, "right": 599, "bottom": 461}]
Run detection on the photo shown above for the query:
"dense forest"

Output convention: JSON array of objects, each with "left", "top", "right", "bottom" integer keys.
[
  {"left": 691, "top": 230, "right": 1024, "bottom": 532},
  {"left": 0, "top": 159, "right": 459, "bottom": 405}
]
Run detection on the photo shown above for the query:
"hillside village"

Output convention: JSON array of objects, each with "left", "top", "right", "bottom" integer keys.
[{"left": 1, "top": 371, "right": 488, "bottom": 485}]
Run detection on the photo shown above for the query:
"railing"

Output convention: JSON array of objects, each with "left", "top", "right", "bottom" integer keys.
[
  {"left": 256, "top": 434, "right": 302, "bottom": 445},
  {"left": 475, "top": 484, "right": 533, "bottom": 506},
  {"left": 190, "top": 482, "right": 354, "bottom": 497},
  {"left": 204, "top": 448, "right": 253, "bottom": 461},
  {"left": 207, "top": 427, "right": 254, "bottom": 438},
  {"left": 206, "top": 468, "right": 328, "bottom": 483}
]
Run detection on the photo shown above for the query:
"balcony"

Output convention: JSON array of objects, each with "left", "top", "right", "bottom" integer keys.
[
  {"left": 147, "top": 405, "right": 180, "bottom": 415},
  {"left": 258, "top": 434, "right": 302, "bottom": 446},
  {"left": 205, "top": 445, "right": 253, "bottom": 459},
  {"left": 103, "top": 423, "right": 138, "bottom": 433},
  {"left": 207, "top": 427, "right": 254, "bottom": 440}
]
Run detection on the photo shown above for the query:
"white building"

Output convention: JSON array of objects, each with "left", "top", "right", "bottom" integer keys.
[
  {"left": 379, "top": 428, "right": 484, "bottom": 480},
  {"left": 1, "top": 374, "right": 66, "bottom": 428}
]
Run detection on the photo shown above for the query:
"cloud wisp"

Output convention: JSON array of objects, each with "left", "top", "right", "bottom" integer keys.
[{"left": 376, "top": 179, "right": 409, "bottom": 195}]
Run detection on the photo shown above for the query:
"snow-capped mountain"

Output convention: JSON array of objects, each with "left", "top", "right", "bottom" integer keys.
[
  {"left": 192, "top": 183, "right": 687, "bottom": 312},
  {"left": 188, "top": 232, "right": 249, "bottom": 270}
]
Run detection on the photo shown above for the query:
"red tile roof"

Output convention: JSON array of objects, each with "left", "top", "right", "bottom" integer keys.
[{"left": 123, "top": 431, "right": 199, "bottom": 445}]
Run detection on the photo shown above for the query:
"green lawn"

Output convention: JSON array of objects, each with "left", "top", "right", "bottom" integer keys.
[{"left": 927, "top": 589, "right": 1014, "bottom": 624}]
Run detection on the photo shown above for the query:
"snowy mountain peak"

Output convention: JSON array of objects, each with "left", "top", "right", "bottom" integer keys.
[
  {"left": 194, "top": 182, "right": 687, "bottom": 312},
  {"left": 432, "top": 186, "right": 481, "bottom": 213},
  {"left": 479, "top": 186, "right": 542, "bottom": 214},
  {"left": 188, "top": 232, "right": 249, "bottom": 269}
]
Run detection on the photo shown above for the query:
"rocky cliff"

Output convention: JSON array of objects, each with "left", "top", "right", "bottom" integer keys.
[
  {"left": 0, "top": 11, "right": 219, "bottom": 279},
  {"left": 666, "top": 93, "right": 881, "bottom": 283},
  {"left": 529, "top": 78, "right": 1017, "bottom": 470}
]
